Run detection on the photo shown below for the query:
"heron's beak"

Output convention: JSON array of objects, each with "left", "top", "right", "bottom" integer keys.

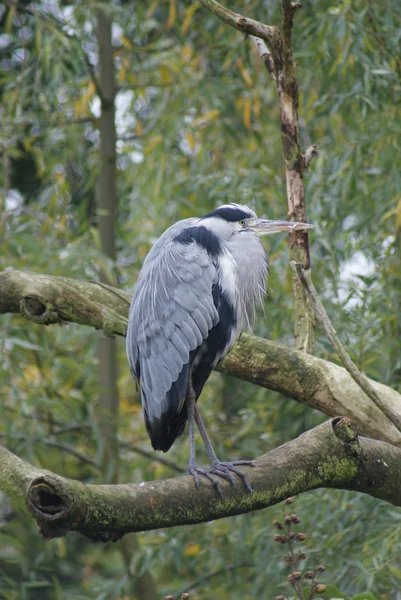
[{"left": 246, "top": 219, "right": 314, "bottom": 236}]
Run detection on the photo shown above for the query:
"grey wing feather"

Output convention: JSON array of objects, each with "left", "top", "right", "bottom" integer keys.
[{"left": 126, "top": 229, "right": 219, "bottom": 451}]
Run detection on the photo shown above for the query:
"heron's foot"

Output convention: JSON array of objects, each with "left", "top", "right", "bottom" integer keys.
[
  {"left": 211, "top": 460, "right": 254, "bottom": 494},
  {"left": 189, "top": 460, "right": 254, "bottom": 497},
  {"left": 189, "top": 466, "right": 235, "bottom": 497}
]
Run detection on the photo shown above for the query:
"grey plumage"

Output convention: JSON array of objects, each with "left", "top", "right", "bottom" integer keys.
[{"left": 126, "top": 203, "right": 313, "bottom": 492}]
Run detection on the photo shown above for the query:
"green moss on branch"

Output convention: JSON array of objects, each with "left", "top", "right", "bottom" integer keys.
[{"left": 1, "top": 419, "right": 401, "bottom": 542}]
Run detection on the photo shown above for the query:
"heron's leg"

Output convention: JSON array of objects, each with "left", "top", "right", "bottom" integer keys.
[
  {"left": 194, "top": 405, "right": 254, "bottom": 494},
  {"left": 187, "top": 378, "right": 231, "bottom": 497},
  {"left": 187, "top": 382, "right": 196, "bottom": 466},
  {"left": 187, "top": 379, "right": 198, "bottom": 485}
]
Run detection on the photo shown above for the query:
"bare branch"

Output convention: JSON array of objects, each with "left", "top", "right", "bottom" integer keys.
[
  {"left": 0, "top": 435, "right": 99, "bottom": 469},
  {"left": 2, "top": 419, "right": 401, "bottom": 541},
  {"left": 249, "top": 36, "right": 276, "bottom": 80},
  {"left": 121, "top": 442, "right": 185, "bottom": 474},
  {"left": 281, "top": 0, "right": 300, "bottom": 89},
  {"left": 291, "top": 261, "right": 401, "bottom": 434},
  {"left": 198, "top": 0, "right": 283, "bottom": 69},
  {"left": 304, "top": 144, "right": 319, "bottom": 169}
]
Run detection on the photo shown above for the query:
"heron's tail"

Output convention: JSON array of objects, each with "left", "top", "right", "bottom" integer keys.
[{"left": 142, "top": 362, "right": 190, "bottom": 452}]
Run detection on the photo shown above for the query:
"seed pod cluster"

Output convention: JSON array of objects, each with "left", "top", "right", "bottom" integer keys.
[{"left": 272, "top": 499, "right": 327, "bottom": 599}]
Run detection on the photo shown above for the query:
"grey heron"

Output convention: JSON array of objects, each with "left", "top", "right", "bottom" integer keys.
[{"left": 126, "top": 204, "right": 312, "bottom": 495}]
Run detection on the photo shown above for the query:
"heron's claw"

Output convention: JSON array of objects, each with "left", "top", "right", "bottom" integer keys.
[
  {"left": 189, "top": 460, "right": 254, "bottom": 496},
  {"left": 211, "top": 460, "right": 254, "bottom": 494},
  {"left": 189, "top": 467, "right": 224, "bottom": 497}
]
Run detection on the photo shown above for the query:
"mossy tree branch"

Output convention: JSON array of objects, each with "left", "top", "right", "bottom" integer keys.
[
  {"left": 2, "top": 270, "right": 401, "bottom": 448},
  {"left": 1, "top": 418, "right": 401, "bottom": 542}
]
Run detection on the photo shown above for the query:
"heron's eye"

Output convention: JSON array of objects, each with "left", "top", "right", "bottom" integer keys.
[{"left": 239, "top": 220, "right": 246, "bottom": 227}]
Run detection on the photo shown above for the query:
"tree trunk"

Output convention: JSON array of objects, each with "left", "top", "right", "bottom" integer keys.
[{"left": 95, "top": 8, "right": 158, "bottom": 598}]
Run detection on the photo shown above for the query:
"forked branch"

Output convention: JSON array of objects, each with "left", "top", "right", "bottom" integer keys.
[{"left": 198, "top": 0, "right": 283, "bottom": 69}]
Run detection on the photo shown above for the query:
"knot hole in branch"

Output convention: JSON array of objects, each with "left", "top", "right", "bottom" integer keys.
[
  {"left": 29, "top": 480, "right": 65, "bottom": 516},
  {"left": 20, "top": 296, "right": 60, "bottom": 325}
]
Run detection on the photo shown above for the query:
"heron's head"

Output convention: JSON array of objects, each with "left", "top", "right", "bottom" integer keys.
[{"left": 199, "top": 203, "right": 313, "bottom": 239}]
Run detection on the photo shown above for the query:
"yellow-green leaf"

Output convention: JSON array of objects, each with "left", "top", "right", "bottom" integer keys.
[
  {"left": 184, "top": 543, "right": 201, "bottom": 557},
  {"left": 191, "top": 109, "right": 220, "bottom": 128},
  {"left": 181, "top": 2, "right": 200, "bottom": 36},
  {"left": 167, "top": 0, "right": 177, "bottom": 28},
  {"left": 243, "top": 98, "right": 252, "bottom": 130},
  {"left": 120, "top": 35, "right": 134, "bottom": 50}
]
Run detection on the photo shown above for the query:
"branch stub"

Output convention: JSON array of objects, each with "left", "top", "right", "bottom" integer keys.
[{"left": 332, "top": 417, "right": 359, "bottom": 443}]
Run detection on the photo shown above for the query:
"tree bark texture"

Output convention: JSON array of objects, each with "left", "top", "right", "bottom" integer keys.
[
  {"left": 95, "top": 5, "right": 119, "bottom": 484},
  {"left": 1, "top": 270, "right": 401, "bottom": 448},
  {"left": 1, "top": 418, "right": 401, "bottom": 541}
]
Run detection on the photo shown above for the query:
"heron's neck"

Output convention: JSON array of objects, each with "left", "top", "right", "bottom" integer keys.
[
  {"left": 198, "top": 216, "right": 236, "bottom": 241},
  {"left": 226, "top": 232, "right": 268, "bottom": 329}
]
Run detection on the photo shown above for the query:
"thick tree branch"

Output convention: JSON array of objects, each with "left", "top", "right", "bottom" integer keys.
[
  {"left": 95, "top": 4, "right": 120, "bottom": 483},
  {"left": 2, "top": 270, "right": 401, "bottom": 447},
  {"left": 1, "top": 419, "right": 401, "bottom": 541},
  {"left": 281, "top": 0, "right": 296, "bottom": 90},
  {"left": 0, "top": 270, "right": 130, "bottom": 335}
]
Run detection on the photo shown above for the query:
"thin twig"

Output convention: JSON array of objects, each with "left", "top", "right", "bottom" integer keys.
[
  {"left": 119, "top": 90, "right": 170, "bottom": 141},
  {"left": 173, "top": 562, "right": 253, "bottom": 598},
  {"left": 88, "top": 280, "right": 132, "bottom": 305},
  {"left": 0, "top": 434, "right": 99, "bottom": 468},
  {"left": 51, "top": 424, "right": 92, "bottom": 436},
  {"left": 249, "top": 35, "right": 276, "bottom": 79},
  {"left": 291, "top": 261, "right": 401, "bottom": 433},
  {"left": 304, "top": 144, "right": 319, "bottom": 169},
  {"left": 17, "top": 4, "right": 104, "bottom": 103},
  {"left": 82, "top": 50, "right": 105, "bottom": 105},
  {"left": 121, "top": 442, "right": 186, "bottom": 473}
]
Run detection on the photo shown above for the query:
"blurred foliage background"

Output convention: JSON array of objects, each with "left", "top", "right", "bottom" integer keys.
[{"left": 1, "top": 0, "right": 401, "bottom": 598}]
